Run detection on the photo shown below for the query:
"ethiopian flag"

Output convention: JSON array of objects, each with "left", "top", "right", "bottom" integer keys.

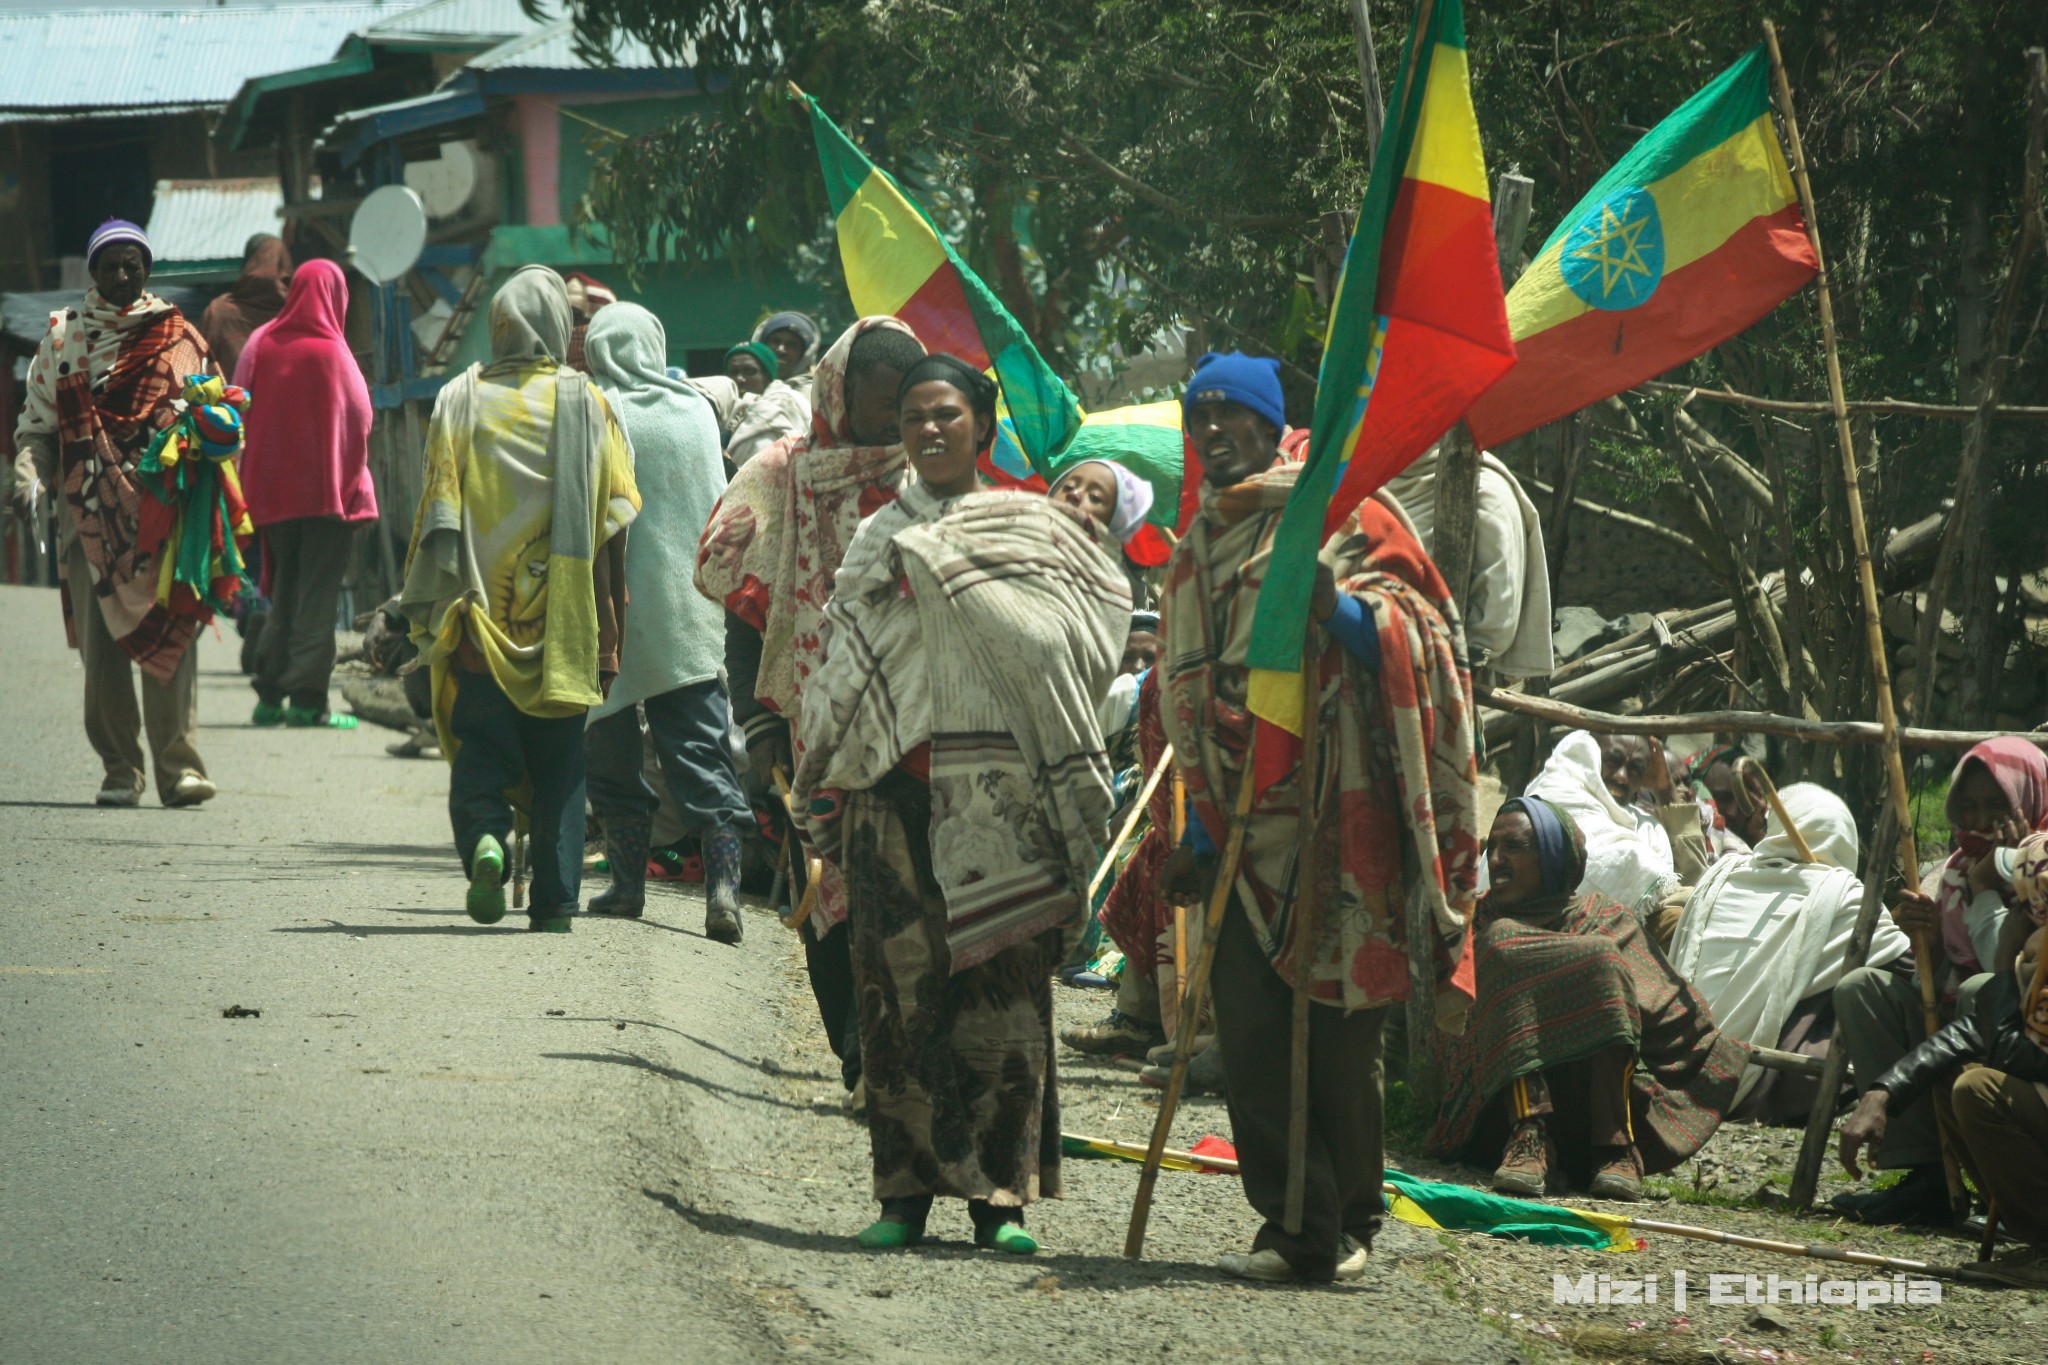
[
  {"left": 1464, "top": 46, "right": 1818, "bottom": 448},
  {"left": 1243, "top": 0, "right": 1514, "bottom": 736},
  {"left": 802, "top": 95, "right": 1082, "bottom": 481},
  {"left": 1384, "top": 1171, "right": 1638, "bottom": 1252}
]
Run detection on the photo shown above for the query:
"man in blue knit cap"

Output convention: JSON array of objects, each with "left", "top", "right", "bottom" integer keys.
[{"left": 1154, "top": 351, "right": 1477, "bottom": 1283}]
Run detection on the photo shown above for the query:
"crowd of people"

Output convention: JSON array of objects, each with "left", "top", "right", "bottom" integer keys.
[{"left": 9, "top": 217, "right": 2048, "bottom": 1287}]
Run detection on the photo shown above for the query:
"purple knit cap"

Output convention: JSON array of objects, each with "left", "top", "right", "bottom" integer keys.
[{"left": 86, "top": 219, "right": 152, "bottom": 269}]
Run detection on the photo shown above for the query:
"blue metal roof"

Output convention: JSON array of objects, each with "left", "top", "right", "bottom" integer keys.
[{"left": 0, "top": 5, "right": 388, "bottom": 119}]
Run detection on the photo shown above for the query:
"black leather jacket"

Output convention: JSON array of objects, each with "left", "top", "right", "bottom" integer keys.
[{"left": 1874, "top": 971, "right": 2048, "bottom": 1112}]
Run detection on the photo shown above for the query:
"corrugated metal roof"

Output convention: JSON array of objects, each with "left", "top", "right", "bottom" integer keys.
[
  {"left": 360, "top": 0, "right": 549, "bottom": 45},
  {"left": 0, "top": 5, "right": 388, "bottom": 117},
  {"left": 144, "top": 178, "right": 285, "bottom": 265},
  {"left": 466, "top": 18, "right": 682, "bottom": 71}
]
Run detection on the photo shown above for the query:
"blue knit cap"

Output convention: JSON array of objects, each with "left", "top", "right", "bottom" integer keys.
[{"left": 1182, "top": 351, "right": 1284, "bottom": 433}]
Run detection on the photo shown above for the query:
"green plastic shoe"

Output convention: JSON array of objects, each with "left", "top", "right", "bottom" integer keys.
[
  {"left": 251, "top": 702, "right": 286, "bottom": 727},
  {"left": 976, "top": 1222, "right": 1038, "bottom": 1255},
  {"left": 467, "top": 836, "right": 507, "bottom": 924},
  {"left": 855, "top": 1218, "right": 925, "bottom": 1250},
  {"left": 528, "top": 916, "right": 574, "bottom": 934},
  {"left": 284, "top": 706, "right": 358, "bottom": 729}
]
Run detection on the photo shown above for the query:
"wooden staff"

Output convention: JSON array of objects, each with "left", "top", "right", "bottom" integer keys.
[
  {"left": 1284, "top": 636, "right": 1326, "bottom": 1234},
  {"left": 1090, "top": 745, "right": 1177, "bottom": 902},
  {"left": 1734, "top": 755, "right": 1816, "bottom": 862},
  {"left": 1171, "top": 767, "right": 1189, "bottom": 1008},
  {"left": 1763, "top": 21, "right": 1964, "bottom": 1216},
  {"left": 772, "top": 767, "right": 821, "bottom": 930},
  {"left": 1124, "top": 732, "right": 1259, "bottom": 1261}
]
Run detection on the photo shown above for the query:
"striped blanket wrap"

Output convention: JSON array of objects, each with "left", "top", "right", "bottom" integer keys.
[
  {"left": 1159, "top": 466, "right": 1481, "bottom": 1019},
  {"left": 797, "top": 490, "right": 1131, "bottom": 973}
]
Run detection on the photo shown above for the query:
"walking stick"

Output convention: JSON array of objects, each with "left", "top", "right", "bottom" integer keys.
[
  {"left": 1171, "top": 767, "right": 1189, "bottom": 1011},
  {"left": 1764, "top": 20, "right": 1966, "bottom": 1218},
  {"left": 1124, "top": 731, "right": 1259, "bottom": 1261},
  {"left": 1284, "top": 635, "right": 1326, "bottom": 1235},
  {"left": 1734, "top": 755, "right": 1817, "bottom": 863},
  {"left": 1090, "top": 745, "right": 1177, "bottom": 901},
  {"left": 772, "top": 767, "right": 821, "bottom": 930}
]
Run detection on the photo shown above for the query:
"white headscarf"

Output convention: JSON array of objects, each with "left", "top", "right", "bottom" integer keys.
[
  {"left": 1054, "top": 457, "right": 1155, "bottom": 542},
  {"left": 1524, "top": 729, "right": 1676, "bottom": 914},
  {"left": 1670, "top": 783, "right": 1909, "bottom": 1102}
]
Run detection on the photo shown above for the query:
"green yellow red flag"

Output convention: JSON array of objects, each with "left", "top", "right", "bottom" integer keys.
[
  {"left": 1464, "top": 46, "right": 1817, "bottom": 447},
  {"left": 1243, "top": 0, "right": 1514, "bottom": 736},
  {"left": 801, "top": 94, "right": 1081, "bottom": 482}
]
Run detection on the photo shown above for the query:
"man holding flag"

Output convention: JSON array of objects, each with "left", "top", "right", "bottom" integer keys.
[
  {"left": 1150, "top": 0, "right": 1500, "bottom": 1283},
  {"left": 1156, "top": 353, "right": 1480, "bottom": 1282}
]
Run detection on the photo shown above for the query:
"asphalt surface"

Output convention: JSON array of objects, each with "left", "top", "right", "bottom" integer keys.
[{"left": 0, "top": 584, "right": 1532, "bottom": 1364}]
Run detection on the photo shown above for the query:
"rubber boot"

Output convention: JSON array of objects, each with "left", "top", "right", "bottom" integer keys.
[
  {"left": 589, "top": 813, "right": 650, "bottom": 918},
  {"left": 704, "top": 826, "right": 743, "bottom": 944}
]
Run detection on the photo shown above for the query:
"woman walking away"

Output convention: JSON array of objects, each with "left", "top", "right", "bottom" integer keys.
[
  {"left": 796, "top": 355, "right": 1130, "bottom": 1253},
  {"left": 581, "top": 303, "right": 752, "bottom": 942},
  {"left": 399, "top": 266, "right": 639, "bottom": 932},
  {"left": 235, "top": 258, "right": 377, "bottom": 729},
  {"left": 8, "top": 220, "right": 219, "bottom": 808}
]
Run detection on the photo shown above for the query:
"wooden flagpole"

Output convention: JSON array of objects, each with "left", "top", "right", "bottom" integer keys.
[
  {"left": 1283, "top": 635, "right": 1327, "bottom": 1233},
  {"left": 1124, "top": 733, "right": 1259, "bottom": 1260},
  {"left": 1762, "top": 20, "right": 1964, "bottom": 1215}
]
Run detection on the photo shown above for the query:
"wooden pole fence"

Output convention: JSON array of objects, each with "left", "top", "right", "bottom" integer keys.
[{"left": 1475, "top": 684, "right": 2048, "bottom": 751}]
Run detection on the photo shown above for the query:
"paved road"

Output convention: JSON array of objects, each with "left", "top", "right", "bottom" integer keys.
[{"left": 0, "top": 584, "right": 1529, "bottom": 1364}]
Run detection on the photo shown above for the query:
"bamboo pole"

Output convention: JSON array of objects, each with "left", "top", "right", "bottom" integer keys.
[
  {"left": 1284, "top": 637, "right": 1325, "bottom": 1235},
  {"left": 1090, "top": 745, "right": 1176, "bottom": 902},
  {"left": 1125, "top": 734, "right": 1259, "bottom": 1261},
  {"left": 1171, "top": 768, "right": 1189, "bottom": 1008},
  {"left": 1763, "top": 20, "right": 1963, "bottom": 1216},
  {"left": 1475, "top": 684, "right": 2048, "bottom": 751},
  {"left": 1068, "top": 1131, "right": 1240, "bottom": 1174},
  {"left": 1735, "top": 756, "right": 1816, "bottom": 863}
]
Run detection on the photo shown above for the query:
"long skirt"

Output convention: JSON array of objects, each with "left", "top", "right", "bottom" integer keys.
[{"left": 841, "top": 769, "right": 1062, "bottom": 1206}]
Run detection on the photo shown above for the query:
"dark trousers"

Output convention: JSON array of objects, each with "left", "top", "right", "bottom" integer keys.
[
  {"left": 252, "top": 517, "right": 354, "bottom": 710},
  {"left": 584, "top": 679, "right": 751, "bottom": 837},
  {"left": 805, "top": 920, "right": 863, "bottom": 1089},
  {"left": 447, "top": 669, "right": 587, "bottom": 914},
  {"left": 1210, "top": 895, "right": 1387, "bottom": 1280}
]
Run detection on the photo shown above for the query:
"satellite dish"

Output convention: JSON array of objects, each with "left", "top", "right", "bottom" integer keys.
[{"left": 347, "top": 185, "right": 428, "bottom": 285}]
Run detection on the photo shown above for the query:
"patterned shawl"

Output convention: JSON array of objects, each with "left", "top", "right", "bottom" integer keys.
[
  {"left": 796, "top": 489, "right": 1130, "bottom": 972},
  {"left": 1427, "top": 795, "right": 1750, "bottom": 1170},
  {"left": 17, "top": 288, "right": 212, "bottom": 679},
  {"left": 1157, "top": 462, "right": 1481, "bottom": 1019},
  {"left": 695, "top": 316, "right": 923, "bottom": 934}
]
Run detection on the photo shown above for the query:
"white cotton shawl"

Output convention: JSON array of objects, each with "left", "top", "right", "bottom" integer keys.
[
  {"left": 1383, "top": 443, "right": 1553, "bottom": 680},
  {"left": 1670, "top": 783, "right": 1910, "bottom": 1104},
  {"left": 1525, "top": 729, "right": 1676, "bottom": 913}
]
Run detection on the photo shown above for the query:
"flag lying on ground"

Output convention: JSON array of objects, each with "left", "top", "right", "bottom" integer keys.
[
  {"left": 1464, "top": 46, "right": 1817, "bottom": 448},
  {"left": 1384, "top": 1170, "right": 1638, "bottom": 1252},
  {"left": 1243, "top": 0, "right": 1514, "bottom": 738},
  {"left": 801, "top": 94, "right": 1083, "bottom": 482}
]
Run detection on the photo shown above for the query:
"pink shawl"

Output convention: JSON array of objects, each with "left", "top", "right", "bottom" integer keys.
[
  {"left": 233, "top": 259, "right": 377, "bottom": 528},
  {"left": 1937, "top": 737, "right": 2048, "bottom": 974}
]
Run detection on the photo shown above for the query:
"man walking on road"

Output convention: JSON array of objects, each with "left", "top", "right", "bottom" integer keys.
[
  {"left": 398, "top": 266, "right": 639, "bottom": 932},
  {"left": 9, "top": 220, "right": 220, "bottom": 809}
]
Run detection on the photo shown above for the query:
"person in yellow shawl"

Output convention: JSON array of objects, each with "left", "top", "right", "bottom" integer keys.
[{"left": 398, "top": 266, "right": 639, "bottom": 932}]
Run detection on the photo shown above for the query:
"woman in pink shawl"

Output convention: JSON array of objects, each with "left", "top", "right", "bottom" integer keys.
[
  {"left": 233, "top": 258, "right": 377, "bottom": 728},
  {"left": 1831, "top": 735, "right": 2048, "bottom": 1227}
]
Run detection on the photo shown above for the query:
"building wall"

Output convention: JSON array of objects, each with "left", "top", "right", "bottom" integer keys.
[{"left": 0, "top": 111, "right": 272, "bottom": 291}]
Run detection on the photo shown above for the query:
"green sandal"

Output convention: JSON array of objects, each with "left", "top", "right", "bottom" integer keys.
[
  {"left": 856, "top": 1218, "right": 925, "bottom": 1250},
  {"left": 284, "top": 706, "right": 358, "bottom": 729},
  {"left": 467, "top": 836, "right": 507, "bottom": 924},
  {"left": 528, "top": 916, "right": 574, "bottom": 934},
  {"left": 251, "top": 702, "right": 286, "bottom": 727},
  {"left": 975, "top": 1222, "right": 1038, "bottom": 1255}
]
